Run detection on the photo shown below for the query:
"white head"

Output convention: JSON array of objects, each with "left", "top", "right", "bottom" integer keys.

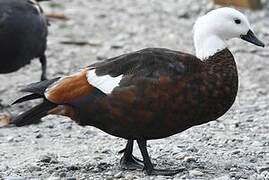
[{"left": 193, "top": 7, "right": 265, "bottom": 60}]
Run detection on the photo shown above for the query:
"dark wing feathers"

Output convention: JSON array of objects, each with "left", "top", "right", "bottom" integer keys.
[
  {"left": 91, "top": 48, "right": 201, "bottom": 80},
  {"left": 15, "top": 48, "right": 200, "bottom": 106}
]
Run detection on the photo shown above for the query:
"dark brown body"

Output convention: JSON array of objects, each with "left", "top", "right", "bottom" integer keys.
[
  {"left": 13, "top": 48, "right": 238, "bottom": 139},
  {"left": 67, "top": 49, "right": 238, "bottom": 140},
  {"left": 12, "top": 48, "right": 239, "bottom": 176}
]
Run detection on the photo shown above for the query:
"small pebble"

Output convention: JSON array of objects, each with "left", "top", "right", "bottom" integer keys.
[
  {"left": 257, "top": 166, "right": 269, "bottom": 173},
  {"left": 186, "top": 146, "right": 198, "bottom": 152},
  {"left": 46, "top": 177, "right": 61, "bottom": 180},
  {"left": 7, "top": 136, "right": 14, "bottom": 142},
  {"left": 213, "top": 175, "right": 230, "bottom": 180},
  {"left": 125, "top": 174, "right": 139, "bottom": 179},
  {"left": 110, "top": 43, "right": 124, "bottom": 49},
  {"left": 104, "top": 171, "right": 113, "bottom": 176},
  {"left": 46, "top": 124, "right": 54, "bottom": 129},
  {"left": 31, "top": 140, "right": 37, "bottom": 144},
  {"left": 35, "top": 133, "right": 43, "bottom": 139},
  {"left": 0, "top": 165, "right": 9, "bottom": 172},
  {"left": 114, "top": 171, "right": 123, "bottom": 178},
  {"left": 260, "top": 171, "right": 269, "bottom": 178},
  {"left": 189, "top": 169, "right": 204, "bottom": 176},
  {"left": 256, "top": 175, "right": 265, "bottom": 180},
  {"left": 155, "top": 176, "right": 169, "bottom": 180},
  {"left": 66, "top": 177, "right": 76, "bottom": 180},
  {"left": 39, "top": 154, "right": 58, "bottom": 164},
  {"left": 28, "top": 164, "right": 41, "bottom": 172},
  {"left": 65, "top": 124, "right": 72, "bottom": 130},
  {"left": 230, "top": 167, "right": 237, "bottom": 171},
  {"left": 83, "top": 129, "right": 93, "bottom": 135},
  {"left": 231, "top": 149, "right": 242, "bottom": 155},
  {"left": 59, "top": 172, "right": 66, "bottom": 177},
  {"left": 40, "top": 155, "right": 52, "bottom": 163},
  {"left": 183, "top": 156, "right": 196, "bottom": 162},
  {"left": 67, "top": 165, "right": 80, "bottom": 171},
  {"left": 65, "top": 134, "right": 72, "bottom": 138}
]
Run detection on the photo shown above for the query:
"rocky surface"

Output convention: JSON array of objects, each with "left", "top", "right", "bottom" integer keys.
[{"left": 0, "top": 0, "right": 269, "bottom": 179}]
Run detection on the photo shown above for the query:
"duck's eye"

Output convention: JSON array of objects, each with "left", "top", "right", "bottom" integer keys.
[{"left": 234, "top": 19, "right": 241, "bottom": 24}]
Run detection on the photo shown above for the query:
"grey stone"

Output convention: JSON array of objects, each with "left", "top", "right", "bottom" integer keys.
[
  {"left": 189, "top": 169, "right": 204, "bottom": 176},
  {"left": 213, "top": 175, "right": 230, "bottom": 180},
  {"left": 39, "top": 154, "right": 58, "bottom": 164},
  {"left": 59, "top": 172, "right": 66, "bottom": 177},
  {"left": 257, "top": 166, "right": 269, "bottom": 173},
  {"left": 66, "top": 178, "right": 76, "bottom": 180},
  {"left": 6, "top": 136, "right": 14, "bottom": 142},
  {"left": 183, "top": 156, "right": 196, "bottom": 162},
  {"left": 65, "top": 124, "right": 72, "bottom": 130},
  {"left": 35, "top": 133, "right": 43, "bottom": 139},
  {"left": 46, "top": 177, "right": 61, "bottom": 180},
  {"left": 230, "top": 149, "right": 242, "bottom": 155},
  {"left": 28, "top": 164, "right": 42, "bottom": 172},
  {"left": 114, "top": 171, "right": 123, "bottom": 178},
  {"left": 46, "top": 124, "right": 54, "bottom": 129}
]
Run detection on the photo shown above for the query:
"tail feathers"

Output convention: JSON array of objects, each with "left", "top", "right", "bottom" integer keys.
[
  {"left": 21, "top": 77, "right": 60, "bottom": 95},
  {"left": 12, "top": 100, "right": 57, "bottom": 127},
  {"left": 12, "top": 94, "right": 43, "bottom": 105},
  {"left": 11, "top": 78, "right": 61, "bottom": 126},
  {"left": 13, "top": 78, "right": 61, "bottom": 105}
]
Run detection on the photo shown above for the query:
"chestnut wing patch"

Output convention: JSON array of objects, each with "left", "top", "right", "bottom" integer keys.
[{"left": 45, "top": 69, "right": 96, "bottom": 104}]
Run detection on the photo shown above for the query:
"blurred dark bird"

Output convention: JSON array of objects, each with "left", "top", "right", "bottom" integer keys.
[
  {"left": 11, "top": 8, "right": 264, "bottom": 176},
  {"left": 0, "top": 0, "right": 48, "bottom": 80}
]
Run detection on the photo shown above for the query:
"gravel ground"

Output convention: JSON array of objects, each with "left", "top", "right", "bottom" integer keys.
[{"left": 0, "top": 0, "right": 269, "bottom": 179}]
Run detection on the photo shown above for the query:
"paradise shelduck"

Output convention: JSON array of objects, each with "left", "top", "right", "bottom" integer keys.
[
  {"left": 0, "top": 0, "right": 48, "bottom": 80},
  {"left": 11, "top": 8, "right": 264, "bottom": 175}
]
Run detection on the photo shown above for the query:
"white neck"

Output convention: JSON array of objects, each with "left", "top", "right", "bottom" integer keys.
[
  {"left": 194, "top": 34, "right": 227, "bottom": 60},
  {"left": 193, "top": 15, "right": 228, "bottom": 60}
]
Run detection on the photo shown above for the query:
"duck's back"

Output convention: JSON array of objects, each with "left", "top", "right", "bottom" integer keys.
[{"left": 0, "top": 0, "right": 48, "bottom": 73}]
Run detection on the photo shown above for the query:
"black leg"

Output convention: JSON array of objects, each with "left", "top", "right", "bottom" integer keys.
[
  {"left": 120, "top": 140, "right": 144, "bottom": 170},
  {"left": 137, "top": 138, "right": 181, "bottom": 176},
  {"left": 39, "top": 54, "right": 47, "bottom": 81}
]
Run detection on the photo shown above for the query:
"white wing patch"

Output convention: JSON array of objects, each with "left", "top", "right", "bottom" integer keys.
[{"left": 86, "top": 69, "right": 123, "bottom": 94}]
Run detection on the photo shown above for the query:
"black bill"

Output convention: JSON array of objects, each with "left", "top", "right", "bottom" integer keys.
[{"left": 240, "top": 30, "right": 265, "bottom": 47}]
